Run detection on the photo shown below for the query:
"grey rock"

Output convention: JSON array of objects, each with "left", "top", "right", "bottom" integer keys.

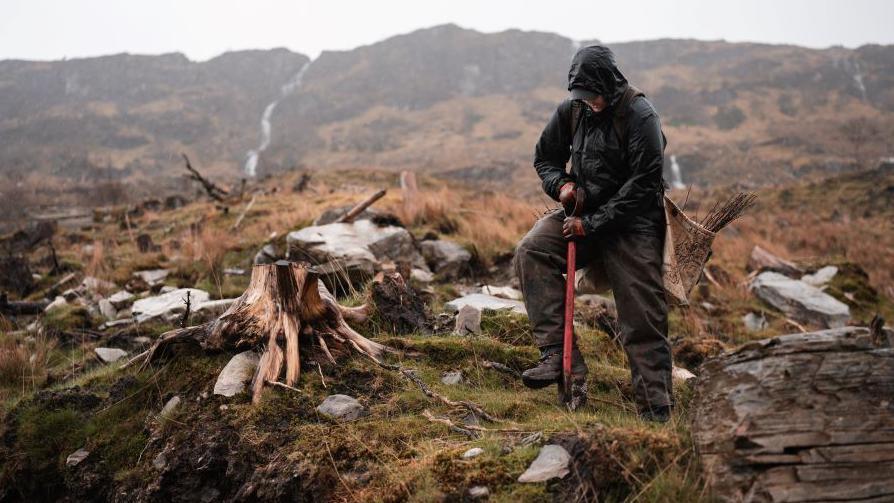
[
  {"left": 213, "top": 351, "right": 260, "bottom": 397},
  {"left": 159, "top": 396, "right": 181, "bottom": 419},
  {"left": 445, "top": 293, "right": 526, "bottom": 316},
  {"left": 223, "top": 268, "right": 246, "bottom": 276},
  {"left": 66, "top": 448, "right": 90, "bottom": 467},
  {"left": 316, "top": 394, "right": 364, "bottom": 421},
  {"left": 750, "top": 272, "right": 850, "bottom": 328},
  {"left": 98, "top": 298, "right": 117, "bottom": 320},
  {"left": 95, "top": 347, "right": 127, "bottom": 363},
  {"left": 152, "top": 452, "right": 167, "bottom": 471},
  {"left": 45, "top": 296, "right": 68, "bottom": 313},
  {"left": 468, "top": 486, "right": 490, "bottom": 499},
  {"left": 517, "top": 444, "right": 571, "bottom": 483},
  {"left": 130, "top": 288, "right": 210, "bottom": 323},
  {"left": 287, "top": 221, "right": 426, "bottom": 285},
  {"left": 193, "top": 298, "right": 237, "bottom": 320},
  {"left": 107, "top": 290, "right": 135, "bottom": 309},
  {"left": 801, "top": 265, "right": 838, "bottom": 287},
  {"left": 462, "top": 447, "right": 484, "bottom": 459},
  {"left": 742, "top": 312, "right": 769, "bottom": 332},
  {"left": 747, "top": 246, "right": 802, "bottom": 277},
  {"left": 455, "top": 304, "right": 482, "bottom": 335},
  {"left": 81, "top": 276, "right": 115, "bottom": 294},
  {"left": 133, "top": 269, "right": 170, "bottom": 286},
  {"left": 441, "top": 370, "right": 463, "bottom": 385},
  {"left": 480, "top": 285, "right": 522, "bottom": 300},
  {"left": 411, "top": 268, "right": 434, "bottom": 283},
  {"left": 672, "top": 366, "right": 696, "bottom": 382},
  {"left": 253, "top": 244, "right": 279, "bottom": 265},
  {"left": 419, "top": 239, "right": 472, "bottom": 278}
]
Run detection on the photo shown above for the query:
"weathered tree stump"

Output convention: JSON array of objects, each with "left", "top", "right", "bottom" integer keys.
[
  {"left": 692, "top": 326, "right": 894, "bottom": 502},
  {"left": 143, "top": 261, "right": 388, "bottom": 402}
]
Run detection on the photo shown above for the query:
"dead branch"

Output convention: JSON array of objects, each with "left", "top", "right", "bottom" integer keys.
[
  {"left": 421, "top": 410, "right": 478, "bottom": 439},
  {"left": 401, "top": 368, "right": 499, "bottom": 423},
  {"left": 336, "top": 189, "right": 387, "bottom": 223},
  {"left": 231, "top": 195, "right": 257, "bottom": 230},
  {"left": 182, "top": 154, "right": 229, "bottom": 202}
]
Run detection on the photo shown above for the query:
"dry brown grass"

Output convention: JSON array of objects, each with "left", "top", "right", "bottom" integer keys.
[{"left": 0, "top": 335, "right": 56, "bottom": 398}]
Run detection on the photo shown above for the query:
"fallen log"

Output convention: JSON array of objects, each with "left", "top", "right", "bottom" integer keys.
[
  {"left": 0, "top": 292, "right": 49, "bottom": 315},
  {"left": 692, "top": 325, "right": 894, "bottom": 502},
  {"left": 142, "top": 261, "right": 391, "bottom": 403}
]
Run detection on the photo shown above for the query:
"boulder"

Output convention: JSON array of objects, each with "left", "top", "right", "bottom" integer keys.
[
  {"left": 517, "top": 444, "right": 571, "bottom": 483},
  {"left": 130, "top": 288, "right": 210, "bottom": 323},
  {"left": 95, "top": 347, "right": 127, "bottom": 363},
  {"left": 213, "top": 351, "right": 260, "bottom": 397},
  {"left": 107, "top": 290, "right": 135, "bottom": 310},
  {"left": 253, "top": 243, "right": 279, "bottom": 265},
  {"left": 159, "top": 395, "right": 181, "bottom": 419},
  {"left": 455, "top": 304, "right": 482, "bottom": 335},
  {"left": 692, "top": 326, "right": 894, "bottom": 501},
  {"left": 287, "top": 221, "right": 426, "bottom": 292},
  {"left": 316, "top": 394, "right": 364, "bottom": 421},
  {"left": 81, "top": 276, "right": 115, "bottom": 295},
  {"left": 801, "top": 265, "right": 838, "bottom": 287},
  {"left": 742, "top": 312, "right": 768, "bottom": 332},
  {"left": 419, "top": 239, "right": 471, "bottom": 278},
  {"left": 445, "top": 293, "right": 526, "bottom": 316},
  {"left": 750, "top": 271, "right": 849, "bottom": 328},
  {"left": 747, "top": 245, "right": 802, "bottom": 277}
]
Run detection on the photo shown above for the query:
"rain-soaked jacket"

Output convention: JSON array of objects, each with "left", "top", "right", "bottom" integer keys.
[{"left": 534, "top": 45, "right": 666, "bottom": 235}]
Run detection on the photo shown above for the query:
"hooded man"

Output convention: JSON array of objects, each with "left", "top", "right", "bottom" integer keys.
[{"left": 514, "top": 45, "right": 673, "bottom": 422}]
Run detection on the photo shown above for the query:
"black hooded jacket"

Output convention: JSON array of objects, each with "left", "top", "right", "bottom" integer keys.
[{"left": 534, "top": 45, "right": 666, "bottom": 235}]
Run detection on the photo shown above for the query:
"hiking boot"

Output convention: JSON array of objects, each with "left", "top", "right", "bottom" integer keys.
[
  {"left": 522, "top": 346, "right": 589, "bottom": 389},
  {"left": 639, "top": 405, "right": 672, "bottom": 423}
]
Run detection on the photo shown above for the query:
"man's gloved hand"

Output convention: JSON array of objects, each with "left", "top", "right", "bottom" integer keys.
[
  {"left": 562, "top": 217, "right": 586, "bottom": 239},
  {"left": 558, "top": 182, "right": 577, "bottom": 211}
]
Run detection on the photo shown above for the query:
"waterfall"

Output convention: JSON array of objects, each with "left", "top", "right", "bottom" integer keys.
[
  {"left": 243, "top": 60, "right": 312, "bottom": 177},
  {"left": 852, "top": 60, "right": 868, "bottom": 103},
  {"left": 669, "top": 155, "right": 685, "bottom": 189}
]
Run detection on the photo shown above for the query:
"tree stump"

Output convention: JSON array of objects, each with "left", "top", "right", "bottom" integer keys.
[
  {"left": 143, "top": 261, "right": 388, "bottom": 402},
  {"left": 692, "top": 326, "right": 894, "bottom": 502}
]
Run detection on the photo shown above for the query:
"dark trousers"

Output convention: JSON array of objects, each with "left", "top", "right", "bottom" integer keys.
[{"left": 514, "top": 209, "right": 673, "bottom": 409}]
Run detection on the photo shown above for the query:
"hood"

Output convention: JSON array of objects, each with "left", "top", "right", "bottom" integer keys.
[{"left": 567, "top": 45, "right": 628, "bottom": 106}]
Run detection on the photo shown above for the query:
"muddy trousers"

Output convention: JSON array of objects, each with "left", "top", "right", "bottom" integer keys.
[{"left": 514, "top": 210, "right": 672, "bottom": 410}]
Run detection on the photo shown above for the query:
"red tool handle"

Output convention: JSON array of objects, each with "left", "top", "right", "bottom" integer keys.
[{"left": 562, "top": 240, "right": 576, "bottom": 398}]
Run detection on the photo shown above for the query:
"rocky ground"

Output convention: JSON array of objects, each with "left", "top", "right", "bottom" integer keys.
[{"left": 0, "top": 167, "right": 892, "bottom": 502}]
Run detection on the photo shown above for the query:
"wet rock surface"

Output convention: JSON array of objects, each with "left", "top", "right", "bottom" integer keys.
[{"left": 750, "top": 271, "right": 850, "bottom": 328}]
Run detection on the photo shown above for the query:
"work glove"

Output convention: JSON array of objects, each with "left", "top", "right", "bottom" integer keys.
[
  {"left": 558, "top": 182, "right": 577, "bottom": 212},
  {"left": 562, "top": 217, "right": 586, "bottom": 239}
]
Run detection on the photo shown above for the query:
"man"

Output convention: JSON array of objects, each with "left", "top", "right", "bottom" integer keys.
[{"left": 514, "top": 45, "right": 673, "bottom": 422}]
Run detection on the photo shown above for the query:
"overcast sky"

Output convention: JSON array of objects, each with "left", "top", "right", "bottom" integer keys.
[{"left": 3, "top": 0, "right": 892, "bottom": 62}]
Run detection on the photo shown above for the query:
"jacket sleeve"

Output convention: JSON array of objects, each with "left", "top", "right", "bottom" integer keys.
[
  {"left": 533, "top": 101, "right": 575, "bottom": 201},
  {"left": 582, "top": 101, "right": 664, "bottom": 233}
]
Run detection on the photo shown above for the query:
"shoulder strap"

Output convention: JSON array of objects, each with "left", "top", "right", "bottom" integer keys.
[{"left": 569, "top": 99, "right": 584, "bottom": 143}]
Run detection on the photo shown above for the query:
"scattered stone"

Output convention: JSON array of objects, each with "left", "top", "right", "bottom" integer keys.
[
  {"left": 468, "top": 486, "right": 490, "bottom": 499},
  {"left": 81, "top": 276, "right": 115, "bottom": 294},
  {"left": 107, "top": 290, "right": 135, "bottom": 310},
  {"left": 66, "top": 448, "right": 90, "bottom": 467},
  {"left": 159, "top": 395, "right": 181, "bottom": 419},
  {"left": 94, "top": 347, "right": 127, "bottom": 363},
  {"left": 480, "top": 285, "right": 522, "bottom": 300},
  {"left": 45, "top": 296, "right": 68, "bottom": 313},
  {"left": 441, "top": 370, "right": 463, "bottom": 385},
  {"left": 742, "top": 312, "right": 769, "bottom": 332},
  {"left": 192, "top": 298, "right": 237, "bottom": 320},
  {"left": 445, "top": 293, "right": 526, "bottom": 316},
  {"left": 98, "top": 298, "right": 117, "bottom": 320},
  {"left": 750, "top": 271, "right": 850, "bottom": 328},
  {"left": 213, "top": 351, "right": 260, "bottom": 397},
  {"left": 455, "top": 304, "right": 482, "bottom": 335},
  {"left": 159, "top": 285, "right": 177, "bottom": 294},
  {"left": 130, "top": 288, "right": 210, "bottom": 323},
  {"left": 801, "top": 265, "right": 838, "bottom": 287},
  {"left": 152, "top": 452, "right": 167, "bottom": 471},
  {"left": 462, "top": 447, "right": 484, "bottom": 459},
  {"left": 747, "top": 245, "right": 802, "bottom": 277},
  {"left": 419, "top": 239, "right": 472, "bottom": 278},
  {"left": 672, "top": 366, "right": 696, "bottom": 382},
  {"left": 133, "top": 269, "right": 170, "bottom": 286},
  {"left": 223, "top": 268, "right": 246, "bottom": 276},
  {"left": 411, "top": 268, "right": 434, "bottom": 283},
  {"left": 316, "top": 394, "right": 364, "bottom": 421},
  {"left": 517, "top": 444, "right": 571, "bottom": 483},
  {"left": 253, "top": 243, "right": 279, "bottom": 265}
]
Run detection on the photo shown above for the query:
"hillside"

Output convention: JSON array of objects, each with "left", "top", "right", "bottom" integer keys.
[{"left": 1, "top": 24, "right": 892, "bottom": 197}]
